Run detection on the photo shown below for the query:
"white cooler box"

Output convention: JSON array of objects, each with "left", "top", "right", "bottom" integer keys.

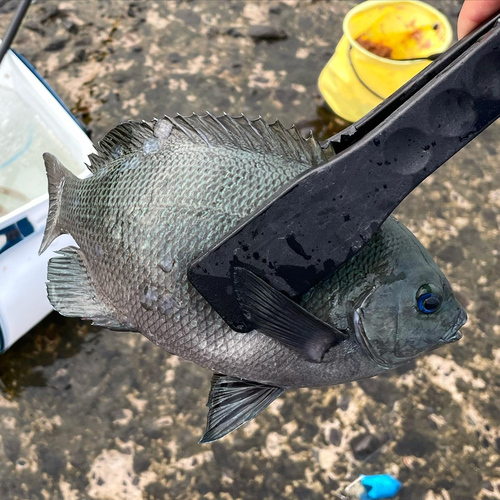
[{"left": 0, "top": 47, "right": 94, "bottom": 352}]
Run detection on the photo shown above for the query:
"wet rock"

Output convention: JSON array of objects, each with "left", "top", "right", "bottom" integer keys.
[
  {"left": 295, "top": 486, "right": 323, "bottom": 500},
  {"left": 169, "top": 52, "right": 182, "bottom": 63},
  {"left": 350, "top": 433, "right": 382, "bottom": 460},
  {"left": 328, "top": 482, "right": 341, "bottom": 496},
  {"left": 44, "top": 37, "right": 69, "bottom": 52},
  {"left": 143, "top": 422, "right": 163, "bottom": 440},
  {"left": 300, "top": 422, "right": 319, "bottom": 441},
  {"left": 394, "top": 431, "right": 437, "bottom": 458},
  {"left": 357, "top": 378, "right": 402, "bottom": 405},
  {"left": 482, "top": 481, "right": 494, "bottom": 492},
  {"left": 49, "top": 369, "right": 71, "bottom": 391},
  {"left": 318, "top": 395, "right": 337, "bottom": 420},
  {"left": 2, "top": 433, "right": 20, "bottom": 463},
  {"left": 299, "top": 17, "right": 313, "bottom": 31},
  {"left": 127, "top": 2, "right": 148, "bottom": 18},
  {"left": 248, "top": 25, "right": 288, "bottom": 42},
  {"left": 112, "top": 72, "right": 128, "bottom": 84},
  {"left": 274, "top": 88, "right": 299, "bottom": 105},
  {"left": 206, "top": 26, "right": 219, "bottom": 38},
  {"left": 398, "top": 483, "right": 427, "bottom": 500},
  {"left": 176, "top": 10, "right": 201, "bottom": 27},
  {"left": 435, "top": 478, "right": 454, "bottom": 490},
  {"left": 39, "top": 5, "right": 61, "bottom": 23},
  {"left": 62, "top": 19, "right": 79, "bottom": 34},
  {"left": 75, "top": 33, "right": 92, "bottom": 46},
  {"left": 276, "top": 457, "right": 308, "bottom": 479},
  {"left": 211, "top": 442, "right": 235, "bottom": 469},
  {"left": 437, "top": 244, "right": 465, "bottom": 265},
  {"left": 338, "top": 393, "right": 350, "bottom": 411},
  {"left": 328, "top": 428, "right": 342, "bottom": 446},
  {"left": 24, "top": 21, "right": 45, "bottom": 36},
  {"left": 394, "top": 359, "right": 417, "bottom": 375},
  {"left": 476, "top": 292, "right": 499, "bottom": 325},
  {"left": 459, "top": 225, "right": 481, "bottom": 243},
  {"left": 0, "top": 0, "right": 18, "bottom": 14},
  {"left": 69, "top": 448, "right": 88, "bottom": 470},
  {"left": 74, "top": 49, "right": 86, "bottom": 63},
  {"left": 37, "top": 444, "right": 67, "bottom": 477},
  {"left": 133, "top": 452, "right": 151, "bottom": 473},
  {"left": 494, "top": 437, "right": 500, "bottom": 454},
  {"left": 223, "top": 27, "right": 244, "bottom": 38},
  {"left": 482, "top": 208, "right": 498, "bottom": 225},
  {"left": 231, "top": 62, "right": 242, "bottom": 75},
  {"left": 144, "top": 482, "right": 170, "bottom": 500}
]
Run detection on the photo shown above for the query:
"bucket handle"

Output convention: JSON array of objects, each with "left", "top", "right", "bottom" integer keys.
[{"left": 347, "top": 45, "right": 384, "bottom": 100}]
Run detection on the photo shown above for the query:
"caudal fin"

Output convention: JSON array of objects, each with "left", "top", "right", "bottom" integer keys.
[{"left": 39, "top": 153, "right": 76, "bottom": 255}]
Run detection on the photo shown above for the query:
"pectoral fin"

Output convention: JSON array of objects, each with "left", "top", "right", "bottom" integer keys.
[
  {"left": 234, "top": 268, "right": 346, "bottom": 362},
  {"left": 199, "top": 374, "right": 284, "bottom": 444}
]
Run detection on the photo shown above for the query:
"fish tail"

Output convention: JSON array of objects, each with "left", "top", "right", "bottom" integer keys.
[{"left": 39, "top": 153, "right": 77, "bottom": 255}]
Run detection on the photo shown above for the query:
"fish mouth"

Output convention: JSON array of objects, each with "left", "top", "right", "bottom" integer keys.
[{"left": 439, "top": 308, "right": 467, "bottom": 344}]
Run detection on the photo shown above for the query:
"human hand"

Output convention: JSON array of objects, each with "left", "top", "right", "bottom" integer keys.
[{"left": 458, "top": 0, "right": 500, "bottom": 38}]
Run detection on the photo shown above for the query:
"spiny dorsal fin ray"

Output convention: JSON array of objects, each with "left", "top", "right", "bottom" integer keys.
[
  {"left": 87, "top": 113, "right": 335, "bottom": 173},
  {"left": 88, "top": 121, "right": 155, "bottom": 173},
  {"left": 199, "top": 374, "right": 285, "bottom": 443}
]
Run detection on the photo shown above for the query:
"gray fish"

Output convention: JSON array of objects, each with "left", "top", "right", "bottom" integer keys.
[{"left": 39, "top": 114, "right": 466, "bottom": 443}]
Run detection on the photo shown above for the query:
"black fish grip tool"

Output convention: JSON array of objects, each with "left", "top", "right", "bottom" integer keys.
[{"left": 189, "top": 13, "right": 500, "bottom": 333}]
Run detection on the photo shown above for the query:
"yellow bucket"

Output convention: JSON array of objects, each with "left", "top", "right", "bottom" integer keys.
[{"left": 318, "top": 0, "right": 453, "bottom": 123}]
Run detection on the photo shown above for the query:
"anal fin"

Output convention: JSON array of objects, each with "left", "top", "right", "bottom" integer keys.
[
  {"left": 199, "top": 374, "right": 284, "bottom": 444},
  {"left": 47, "top": 246, "right": 136, "bottom": 331}
]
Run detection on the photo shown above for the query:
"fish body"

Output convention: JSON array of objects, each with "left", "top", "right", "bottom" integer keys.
[{"left": 40, "top": 114, "right": 466, "bottom": 442}]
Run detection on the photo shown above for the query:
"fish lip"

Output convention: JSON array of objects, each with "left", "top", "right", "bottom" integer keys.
[
  {"left": 352, "top": 308, "right": 393, "bottom": 370},
  {"left": 440, "top": 308, "right": 467, "bottom": 344}
]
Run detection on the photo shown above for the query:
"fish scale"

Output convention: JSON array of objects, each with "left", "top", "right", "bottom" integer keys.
[
  {"left": 67, "top": 144, "right": 303, "bottom": 375},
  {"left": 39, "top": 113, "right": 465, "bottom": 442}
]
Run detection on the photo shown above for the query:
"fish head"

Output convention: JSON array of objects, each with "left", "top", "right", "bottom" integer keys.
[{"left": 352, "top": 238, "right": 467, "bottom": 370}]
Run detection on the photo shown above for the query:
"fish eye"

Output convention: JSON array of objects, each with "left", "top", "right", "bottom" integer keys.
[{"left": 416, "top": 284, "right": 442, "bottom": 314}]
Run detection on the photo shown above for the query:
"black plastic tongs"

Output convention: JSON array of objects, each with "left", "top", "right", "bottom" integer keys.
[{"left": 189, "top": 12, "right": 500, "bottom": 333}]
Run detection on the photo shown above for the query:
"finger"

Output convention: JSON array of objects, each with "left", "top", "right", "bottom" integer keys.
[{"left": 458, "top": 0, "right": 500, "bottom": 39}]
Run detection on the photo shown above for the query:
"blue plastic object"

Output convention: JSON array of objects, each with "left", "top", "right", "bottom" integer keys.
[
  {"left": 0, "top": 217, "right": 34, "bottom": 254},
  {"left": 360, "top": 474, "right": 402, "bottom": 500}
]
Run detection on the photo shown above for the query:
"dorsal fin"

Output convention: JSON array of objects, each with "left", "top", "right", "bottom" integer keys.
[
  {"left": 86, "top": 113, "right": 335, "bottom": 174},
  {"left": 165, "top": 113, "right": 336, "bottom": 166},
  {"left": 87, "top": 121, "right": 155, "bottom": 173}
]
